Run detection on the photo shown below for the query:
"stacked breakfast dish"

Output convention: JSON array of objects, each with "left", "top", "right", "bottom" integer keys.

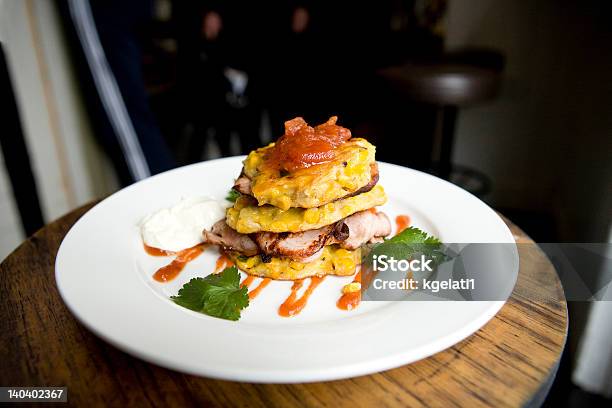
[{"left": 202, "top": 116, "right": 392, "bottom": 280}]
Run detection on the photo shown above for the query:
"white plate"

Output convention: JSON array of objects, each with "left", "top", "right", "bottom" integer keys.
[{"left": 55, "top": 158, "right": 518, "bottom": 383}]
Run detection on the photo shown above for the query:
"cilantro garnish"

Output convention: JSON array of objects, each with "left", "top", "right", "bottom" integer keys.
[
  {"left": 385, "top": 227, "right": 440, "bottom": 245},
  {"left": 384, "top": 226, "right": 441, "bottom": 245},
  {"left": 226, "top": 189, "right": 240, "bottom": 203},
  {"left": 171, "top": 266, "right": 249, "bottom": 321},
  {"left": 365, "top": 227, "right": 447, "bottom": 268}
]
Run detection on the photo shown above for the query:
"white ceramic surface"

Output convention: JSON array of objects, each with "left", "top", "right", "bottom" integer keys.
[{"left": 55, "top": 158, "right": 518, "bottom": 383}]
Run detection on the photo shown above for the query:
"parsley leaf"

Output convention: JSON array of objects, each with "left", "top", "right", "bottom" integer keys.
[
  {"left": 171, "top": 266, "right": 249, "bottom": 321},
  {"left": 226, "top": 189, "right": 240, "bottom": 203}
]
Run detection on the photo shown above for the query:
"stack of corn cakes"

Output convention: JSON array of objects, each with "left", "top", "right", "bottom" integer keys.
[{"left": 203, "top": 117, "right": 391, "bottom": 280}]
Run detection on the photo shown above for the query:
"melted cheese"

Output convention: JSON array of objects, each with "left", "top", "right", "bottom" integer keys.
[
  {"left": 243, "top": 138, "right": 376, "bottom": 210},
  {"left": 226, "top": 185, "right": 387, "bottom": 233}
]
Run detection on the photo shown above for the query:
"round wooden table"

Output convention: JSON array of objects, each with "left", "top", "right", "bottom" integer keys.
[{"left": 0, "top": 203, "right": 568, "bottom": 407}]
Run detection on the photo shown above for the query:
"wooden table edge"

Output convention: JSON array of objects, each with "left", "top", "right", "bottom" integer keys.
[{"left": 0, "top": 202, "right": 569, "bottom": 408}]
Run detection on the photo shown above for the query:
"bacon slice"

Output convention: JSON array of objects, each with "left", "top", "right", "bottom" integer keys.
[
  {"left": 295, "top": 247, "right": 325, "bottom": 263},
  {"left": 203, "top": 211, "right": 391, "bottom": 262},
  {"left": 253, "top": 222, "right": 349, "bottom": 261},
  {"left": 252, "top": 210, "right": 390, "bottom": 259},
  {"left": 202, "top": 220, "right": 259, "bottom": 256},
  {"left": 233, "top": 172, "right": 252, "bottom": 195},
  {"left": 339, "top": 210, "right": 391, "bottom": 250}
]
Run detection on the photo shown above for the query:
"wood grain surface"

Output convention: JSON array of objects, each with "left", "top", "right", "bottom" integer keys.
[{"left": 0, "top": 203, "right": 568, "bottom": 407}]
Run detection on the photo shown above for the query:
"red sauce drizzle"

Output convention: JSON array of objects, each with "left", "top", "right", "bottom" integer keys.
[
  {"left": 241, "top": 275, "right": 256, "bottom": 288},
  {"left": 361, "top": 264, "right": 377, "bottom": 289},
  {"left": 278, "top": 276, "right": 325, "bottom": 317},
  {"left": 395, "top": 215, "right": 411, "bottom": 234},
  {"left": 214, "top": 253, "right": 234, "bottom": 273},
  {"left": 337, "top": 271, "right": 362, "bottom": 311},
  {"left": 144, "top": 244, "right": 175, "bottom": 256},
  {"left": 249, "top": 278, "right": 271, "bottom": 299},
  {"left": 152, "top": 245, "right": 205, "bottom": 282}
]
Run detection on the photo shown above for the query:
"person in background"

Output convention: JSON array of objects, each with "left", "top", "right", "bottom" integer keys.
[
  {"left": 174, "top": 0, "right": 264, "bottom": 161},
  {"left": 175, "top": 0, "right": 318, "bottom": 150},
  {"left": 254, "top": 1, "right": 396, "bottom": 136},
  {"left": 60, "top": 0, "right": 175, "bottom": 186},
  {"left": 253, "top": 1, "right": 317, "bottom": 138}
]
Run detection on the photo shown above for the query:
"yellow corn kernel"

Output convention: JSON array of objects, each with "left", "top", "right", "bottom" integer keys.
[
  {"left": 342, "top": 282, "right": 361, "bottom": 294},
  {"left": 332, "top": 250, "right": 355, "bottom": 275},
  {"left": 266, "top": 188, "right": 282, "bottom": 200},
  {"left": 243, "top": 155, "right": 257, "bottom": 172},
  {"left": 335, "top": 248, "right": 351, "bottom": 257},
  {"left": 304, "top": 208, "right": 320, "bottom": 224},
  {"left": 270, "top": 220, "right": 286, "bottom": 231},
  {"left": 341, "top": 205, "right": 355, "bottom": 216},
  {"left": 344, "top": 162, "right": 360, "bottom": 176},
  {"left": 226, "top": 208, "right": 237, "bottom": 221},
  {"left": 337, "top": 176, "right": 353, "bottom": 189},
  {"left": 289, "top": 261, "right": 305, "bottom": 270},
  {"left": 274, "top": 195, "right": 292, "bottom": 211},
  {"left": 245, "top": 256, "right": 260, "bottom": 268},
  {"left": 234, "top": 196, "right": 250, "bottom": 210}
]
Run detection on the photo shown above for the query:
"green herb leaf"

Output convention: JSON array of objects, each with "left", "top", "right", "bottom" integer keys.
[
  {"left": 226, "top": 189, "right": 240, "bottom": 203},
  {"left": 171, "top": 266, "right": 249, "bottom": 321},
  {"left": 365, "top": 227, "right": 447, "bottom": 269},
  {"left": 385, "top": 226, "right": 441, "bottom": 245}
]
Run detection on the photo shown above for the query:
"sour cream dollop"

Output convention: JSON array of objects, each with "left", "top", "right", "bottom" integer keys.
[{"left": 141, "top": 197, "right": 227, "bottom": 252}]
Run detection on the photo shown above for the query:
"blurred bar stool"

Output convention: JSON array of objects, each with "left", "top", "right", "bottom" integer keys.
[{"left": 379, "top": 48, "right": 504, "bottom": 196}]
